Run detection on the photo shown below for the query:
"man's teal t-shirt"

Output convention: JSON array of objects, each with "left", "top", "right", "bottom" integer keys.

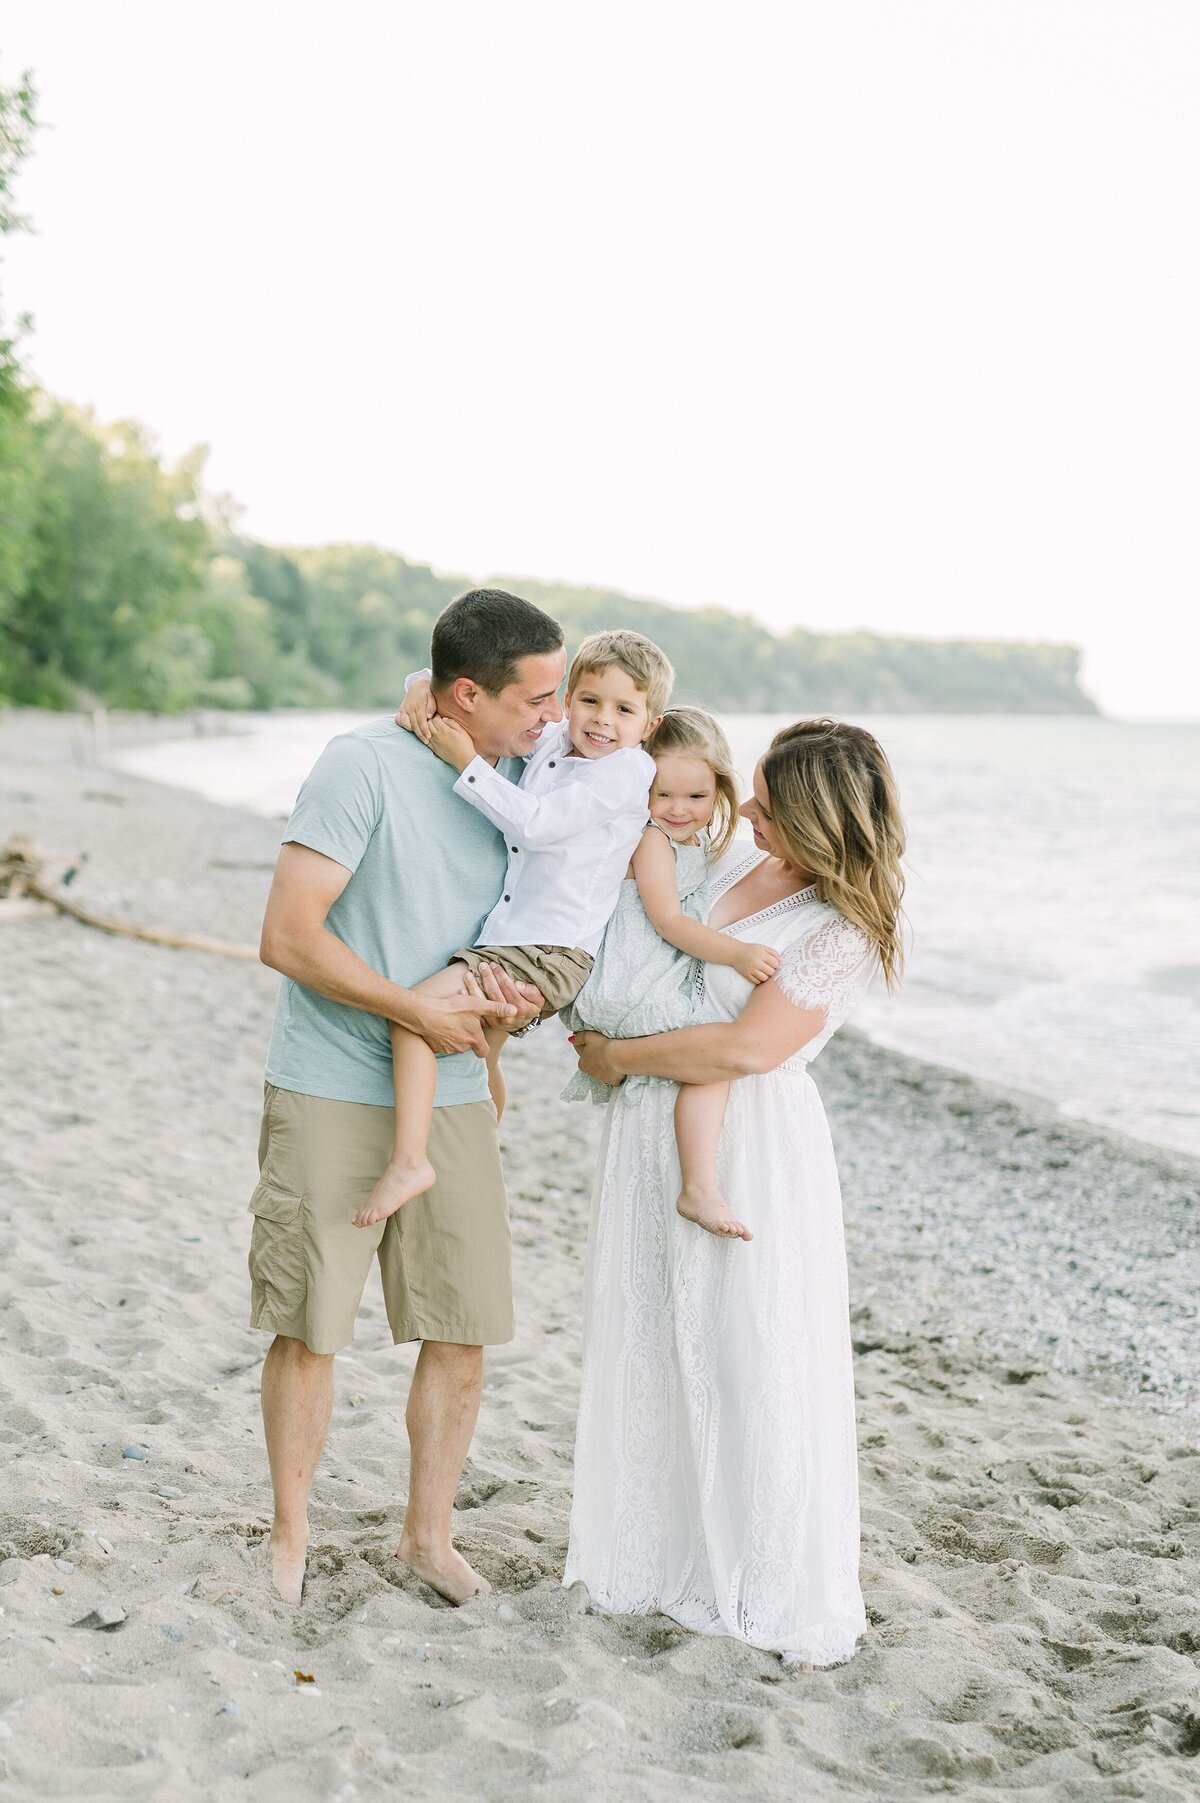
[{"left": 265, "top": 718, "right": 514, "bottom": 1108}]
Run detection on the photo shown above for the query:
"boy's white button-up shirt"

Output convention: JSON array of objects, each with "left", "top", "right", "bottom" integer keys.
[{"left": 454, "top": 720, "right": 654, "bottom": 957}]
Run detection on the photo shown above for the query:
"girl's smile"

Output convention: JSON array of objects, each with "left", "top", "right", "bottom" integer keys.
[{"left": 650, "top": 754, "right": 719, "bottom": 841}]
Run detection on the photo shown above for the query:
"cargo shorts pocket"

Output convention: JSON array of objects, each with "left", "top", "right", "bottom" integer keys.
[{"left": 247, "top": 1179, "right": 305, "bottom": 1321}]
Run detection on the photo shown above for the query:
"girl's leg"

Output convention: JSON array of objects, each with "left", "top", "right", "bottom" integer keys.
[
  {"left": 674, "top": 1082, "right": 753, "bottom": 1241},
  {"left": 353, "top": 964, "right": 471, "bottom": 1227}
]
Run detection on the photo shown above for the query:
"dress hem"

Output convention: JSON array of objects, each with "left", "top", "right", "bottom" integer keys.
[{"left": 562, "top": 1575, "right": 865, "bottom": 1667}]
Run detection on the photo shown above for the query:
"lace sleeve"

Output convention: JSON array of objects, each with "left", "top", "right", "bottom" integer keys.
[{"left": 775, "top": 914, "right": 876, "bottom": 1034}]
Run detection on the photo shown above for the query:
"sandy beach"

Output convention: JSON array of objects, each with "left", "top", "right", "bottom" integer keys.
[{"left": 1, "top": 708, "right": 1198, "bottom": 1803}]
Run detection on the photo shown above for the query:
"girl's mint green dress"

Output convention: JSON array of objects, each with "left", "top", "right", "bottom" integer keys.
[{"left": 561, "top": 827, "right": 721, "bottom": 1105}]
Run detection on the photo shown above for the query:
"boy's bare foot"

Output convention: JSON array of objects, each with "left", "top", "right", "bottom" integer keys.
[
  {"left": 269, "top": 1529, "right": 307, "bottom": 1605},
  {"left": 395, "top": 1532, "right": 492, "bottom": 1606},
  {"left": 676, "top": 1186, "right": 753, "bottom": 1241},
  {"left": 353, "top": 1159, "right": 436, "bottom": 1227}
]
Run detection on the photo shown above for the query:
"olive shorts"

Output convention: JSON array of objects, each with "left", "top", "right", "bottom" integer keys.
[
  {"left": 247, "top": 1084, "right": 513, "bottom": 1355},
  {"left": 452, "top": 943, "right": 593, "bottom": 1022}
]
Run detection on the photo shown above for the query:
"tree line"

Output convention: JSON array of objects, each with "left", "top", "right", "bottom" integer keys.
[{"left": 0, "top": 77, "right": 1096, "bottom": 718}]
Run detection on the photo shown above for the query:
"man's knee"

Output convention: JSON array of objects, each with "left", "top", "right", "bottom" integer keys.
[
  {"left": 271, "top": 1334, "right": 334, "bottom": 1371},
  {"left": 420, "top": 1340, "right": 484, "bottom": 1381}
]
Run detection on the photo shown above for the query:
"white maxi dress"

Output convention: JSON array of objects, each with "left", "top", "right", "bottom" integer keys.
[{"left": 564, "top": 847, "right": 876, "bottom": 1665}]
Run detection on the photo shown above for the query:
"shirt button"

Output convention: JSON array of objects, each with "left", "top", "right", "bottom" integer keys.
[
  {"left": 548, "top": 760, "right": 556, "bottom": 768},
  {"left": 467, "top": 774, "right": 476, "bottom": 783},
  {"left": 511, "top": 845, "right": 519, "bottom": 853},
  {"left": 503, "top": 895, "right": 511, "bottom": 903}
]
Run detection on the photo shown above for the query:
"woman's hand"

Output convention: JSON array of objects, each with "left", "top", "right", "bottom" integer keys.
[
  {"left": 572, "top": 1030, "right": 626, "bottom": 1087},
  {"left": 732, "top": 941, "right": 782, "bottom": 985},
  {"left": 395, "top": 677, "right": 437, "bottom": 743},
  {"left": 428, "top": 716, "right": 477, "bottom": 772}
]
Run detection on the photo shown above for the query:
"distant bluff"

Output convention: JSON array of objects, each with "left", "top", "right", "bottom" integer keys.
[{"left": 239, "top": 542, "right": 1097, "bottom": 717}]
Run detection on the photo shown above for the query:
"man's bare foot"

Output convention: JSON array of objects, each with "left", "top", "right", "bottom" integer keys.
[
  {"left": 353, "top": 1158, "right": 436, "bottom": 1228},
  {"left": 676, "top": 1186, "right": 753, "bottom": 1241},
  {"left": 395, "top": 1531, "right": 492, "bottom": 1605},
  {"left": 269, "top": 1529, "right": 307, "bottom": 1605}
]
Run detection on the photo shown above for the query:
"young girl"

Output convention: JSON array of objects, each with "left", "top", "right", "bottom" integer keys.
[{"left": 561, "top": 706, "right": 778, "bottom": 1241}]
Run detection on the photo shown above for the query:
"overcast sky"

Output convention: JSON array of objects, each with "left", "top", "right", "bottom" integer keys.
[{"left": 3, "top": 2, "right": 1198, "bottom": 718}]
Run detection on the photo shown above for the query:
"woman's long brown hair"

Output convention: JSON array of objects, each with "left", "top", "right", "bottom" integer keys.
[{"left": 762, "top": 719, "right": 906, "bottom": 990}]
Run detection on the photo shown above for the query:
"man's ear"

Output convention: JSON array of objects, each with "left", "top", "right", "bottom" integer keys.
[{"left": 448, "top": 676, "right": 483, "bottom": 714}]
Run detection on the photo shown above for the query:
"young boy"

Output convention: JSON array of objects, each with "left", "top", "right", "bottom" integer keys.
[{"left": 353, "top": 630, "right": 674, "bottom": 1227}]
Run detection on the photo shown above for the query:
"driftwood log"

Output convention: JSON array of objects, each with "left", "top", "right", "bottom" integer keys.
[{"left": 0, "top": 835, "right": 259, "bottom": 961}]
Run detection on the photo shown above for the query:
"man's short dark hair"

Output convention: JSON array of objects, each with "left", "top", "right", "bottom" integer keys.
[{"left": 431, "top": 588, "right": 564, "bottom": 696}]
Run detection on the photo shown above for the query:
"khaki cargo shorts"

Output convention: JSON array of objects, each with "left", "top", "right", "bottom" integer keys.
[
  {"left": 247, "top": 1084, "right": 513, "bottom": 1355},
  {"left": 453, "top": 943, "right": 593, "bottom": 1022}
]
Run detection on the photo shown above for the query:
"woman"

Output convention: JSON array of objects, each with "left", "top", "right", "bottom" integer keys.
[{"left": 566, "top": 719, "right": 905, "bottom": 1666}]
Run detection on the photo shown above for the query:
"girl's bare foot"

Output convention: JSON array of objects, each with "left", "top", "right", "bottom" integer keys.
[
  {"left": 395, "top": 1531, "right": 492, "bottom": 1605},
  {"left": 676, "top": 1187, "right": 753, "bottom": 1241},
  {"left": 353, "top": 1158, "right": 436, "bottom": 1227},
  {"left": 269, "top": 1529, "right": 307, "bottom": 1605}
]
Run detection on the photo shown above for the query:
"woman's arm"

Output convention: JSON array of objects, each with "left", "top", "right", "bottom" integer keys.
[
  {"left": 632, "top": 830, "right": 781, "bottom": 984},
  {"left": 574, "top": 913, "right": 874, "bottom": 1085},
  {"left": 573, "top": 975, "right": 826, "bottom": 1086}
]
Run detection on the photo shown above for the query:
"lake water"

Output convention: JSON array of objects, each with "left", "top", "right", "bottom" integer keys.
[{"left": 113, "top": 711, "right": 1200, "bottom": 1161}]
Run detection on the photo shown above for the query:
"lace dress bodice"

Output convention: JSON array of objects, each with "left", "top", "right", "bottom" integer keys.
[{"left": 697, "top": 847, "right": 876, "bottom": 1064}]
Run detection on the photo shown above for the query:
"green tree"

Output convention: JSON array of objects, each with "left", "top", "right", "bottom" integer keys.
[
  {"left": 10, "top": 402, "right": 211, "bottom": 706},
  {"left": 0, "top": 72, "right": 38, "bottom": 672}
]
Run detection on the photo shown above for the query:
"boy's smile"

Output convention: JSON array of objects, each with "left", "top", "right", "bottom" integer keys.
[{"left": 566, "top": 665, "right": 658, "bottom": 759}]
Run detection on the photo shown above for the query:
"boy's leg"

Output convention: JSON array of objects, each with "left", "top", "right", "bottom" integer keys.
[
  {"left": 395, "top": 1339, "right": 491, "bottom": 1603},
  {"left": 674, "top": 1081, "right": 753, "bottom": 1241},
  {"left": 353, "top": 965, "right": 473, "bottom": 1227}
]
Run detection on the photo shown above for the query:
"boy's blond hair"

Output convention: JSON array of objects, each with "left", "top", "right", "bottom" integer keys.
[{"left": 567, "top": 630, "right": 674, "bottom": 719}]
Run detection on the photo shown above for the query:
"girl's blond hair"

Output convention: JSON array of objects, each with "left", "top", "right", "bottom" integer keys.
[
  {"left": 645, "top": 707, "right": 740, "bottom": 858},
  {"left": 762, "top": 719, "right": 906, "bottom": 991}
]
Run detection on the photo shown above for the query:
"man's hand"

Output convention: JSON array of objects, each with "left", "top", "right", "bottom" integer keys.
[
  {"left": 474, "top": 962, "right": 544, "bottom": 1032},
  {"left": 428, "top": 716, "right": 477, "bottom": 773},
  {"left": 404, "top": 986, "right": 514, "bottom": 1057},
  {"left": 396, "top": 678, "right": 437, "bottom": 744},
  {"left": 732, "top": 941, "right": 782, "bottom": 985},
  {"left": 571, "top": 1030, "right": 626, "bottom": 1087},
  {"left": 399, "top": 964, "right": 543, "bottom": 1056}
]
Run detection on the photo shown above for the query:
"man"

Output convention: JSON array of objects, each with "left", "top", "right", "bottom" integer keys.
[{"left": 252, "top": 587, "right": 565, "bottom": 1605}]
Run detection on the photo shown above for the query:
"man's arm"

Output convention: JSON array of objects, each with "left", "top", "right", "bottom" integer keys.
[
  {"left": 259, "top": 842, "right": 515, "bottom": 1057},
  {"left": 572, "top": 975, "right": 826, "bottom": 1087}
]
